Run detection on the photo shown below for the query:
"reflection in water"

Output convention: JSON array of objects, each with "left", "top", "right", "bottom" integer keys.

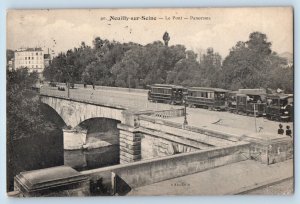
[{"left": 64, "top": 145, "right": 119, "bottom": 171}]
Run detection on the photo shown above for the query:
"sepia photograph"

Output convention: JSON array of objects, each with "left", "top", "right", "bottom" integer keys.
[{"left": 6, "top": 8, "right": 294, "bottom": 197}]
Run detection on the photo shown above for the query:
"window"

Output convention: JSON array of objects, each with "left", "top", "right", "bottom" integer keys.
[
  {"left": 25, "top": 57, "right": 27, "bottom": 60},
  {"left": 32, "top": 57, "right": 34, "bottom": 60},
  {"left": 28, "top": 57, "right": 30, "bottom": 60},
  {"left": 36, "top": 52, "right": 38, "bottom": 55},
  {"left": 36, "top": 65, "right": 38, "bottom": 68}
]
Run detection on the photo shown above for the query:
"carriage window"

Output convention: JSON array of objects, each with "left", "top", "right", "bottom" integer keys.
[{"left": 271, "top": 99, "right": 279, "bottom": 106}]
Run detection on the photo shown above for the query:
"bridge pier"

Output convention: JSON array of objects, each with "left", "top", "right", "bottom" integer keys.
[
  {"left": 118, "top": 124, "right": 142, "bottom": 164},
  {"left": 63, "top": 128, "right": 87, "bottom": 150}
]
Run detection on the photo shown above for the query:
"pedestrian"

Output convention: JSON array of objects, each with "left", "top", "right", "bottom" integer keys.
[
  {"left": 286, "top": 125, "right": 292, "bottom": 137},
  {"left": 277, "top": 124, "right": 284, "bottom": 135},
  {"left": 92, "top": 83, "right": 95, "bottom": 90}
]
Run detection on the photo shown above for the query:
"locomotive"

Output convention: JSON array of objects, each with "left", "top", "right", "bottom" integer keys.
[
  {"left": 265, "top": 94, "right": 293, "bottom": 121},
  {"left": 229, "top": 89, "right": 267, "bottom": 116}
]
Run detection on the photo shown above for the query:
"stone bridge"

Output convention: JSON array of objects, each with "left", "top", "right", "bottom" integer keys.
[
  {"left": 11, "top": 88, "right": 292, "bottom": 197},
  {"left": 40, "top": 93, "right": 191, "bottom": 164}
]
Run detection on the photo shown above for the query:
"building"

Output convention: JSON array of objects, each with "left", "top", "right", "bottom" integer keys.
[
  {"left": 14, "top": 48, "right": 44, "bottom": 74},
  {"left": 43, "top": 53, "right": 51, "bottom": 68}
]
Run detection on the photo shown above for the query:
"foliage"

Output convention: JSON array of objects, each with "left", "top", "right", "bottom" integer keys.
[
  {"left": 44, "top": 32, "right": 293, "bottom": 93},
  {"left": 7, "top": 68, "right": 54, "bottom": 141},
  {"left": 7, "top": 49, "right": 14, "bottom": 63},
  {"left": 221, "top": 32, "right": 292, "bottom": 92}
]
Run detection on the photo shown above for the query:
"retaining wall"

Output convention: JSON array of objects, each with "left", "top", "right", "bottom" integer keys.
[{"left": 81, "top": 141, "right": 250, "bottom": 194}]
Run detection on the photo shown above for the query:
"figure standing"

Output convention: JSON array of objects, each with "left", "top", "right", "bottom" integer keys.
[
  {"left": 277, "top": 124, "right": 284, "bottom": 135},
  {"left": 286, "top": 125, "right": 292, "bottom": 137}
]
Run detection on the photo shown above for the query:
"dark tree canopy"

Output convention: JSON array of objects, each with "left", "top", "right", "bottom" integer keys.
[
  {"left": 43, "top": 31, "right": 293, "bottom": 93},
  {"left": 221, "top": 32, "right": 292, "bottom": 92}
]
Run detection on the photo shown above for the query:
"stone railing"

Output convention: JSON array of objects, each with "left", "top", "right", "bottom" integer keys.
[
  {"left": 139, "top": 114, "right": 240, "bottom": 142},
  {"left": 55, "top": 82, "right": 148, "bottom": 94},
  {"left": 142, "top": 108, "right": 185, "bottom": 119},
  {"left": 40, "top": 88, "right": 127, "bottom": 110}
]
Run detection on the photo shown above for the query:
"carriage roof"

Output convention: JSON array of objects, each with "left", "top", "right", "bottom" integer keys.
[
  {"left": 188, "top": 87, "right": 229, "bottom": 93},
  {"left": 266, "top": 93, "right": 293, "bottom": 100},
  {"left": 238, "top": 89, "right": 266, "bottom": 95},
  {"left": 149, "top": 84, "right": 186, "bottom": 89}
]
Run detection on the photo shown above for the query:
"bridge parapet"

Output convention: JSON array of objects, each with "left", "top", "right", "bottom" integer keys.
[{"left": 138, "top": 115, "right": 293, "bottom": 164}]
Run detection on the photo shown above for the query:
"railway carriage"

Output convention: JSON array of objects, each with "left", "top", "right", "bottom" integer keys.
[
  {"left": 185, "top": 87, "right": 229, "bottom": 110},
  {"left": 234, "top": 89, "right": 267, "bottom": 116},
  {"left": 226, "top": 91, "right": 238, "bottom": 112},
  {"left": 148, "top": 84, "right": 187, "bottom": 105},
  {"left": 265, "top": 94, "right": 293, "bottom": 121}
]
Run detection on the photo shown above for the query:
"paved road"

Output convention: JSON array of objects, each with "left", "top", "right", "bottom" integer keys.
[
  {"left": 241, "top": 178, "right": 293, "bottom": 195},
  {"left": 41, "top": 84, "right": 294, "bottom": 134},
  {"left": 127, "top": 159, "right": 293, "bottom": 196},
  {"left": 41, "top": 85, "right": 175, "bottom": 111}
]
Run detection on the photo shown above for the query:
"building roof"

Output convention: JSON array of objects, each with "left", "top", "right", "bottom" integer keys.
[{"left": 15, "top": 48, "right": 43, "bottom": 52}]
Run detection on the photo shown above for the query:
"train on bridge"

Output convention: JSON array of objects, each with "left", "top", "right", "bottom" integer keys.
[{"left": 147, "top": 84, "right": 294, "bottom": 122}]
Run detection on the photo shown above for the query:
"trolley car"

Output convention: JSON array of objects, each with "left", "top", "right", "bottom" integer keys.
[
  {"left": 265, "top": 94, "right": 293, "bottom": 121},
  {"left": 148, "top": 84, "right": 187, "bottom": 105},
  {"left": 234, "top": 89, "right": 267, "bottom": 116},
  {"left": 226, "top": 91, "right": 238, "bottom": 112},
  {"left": 185, "top": 87, "right": 229, "bottom": 110}
]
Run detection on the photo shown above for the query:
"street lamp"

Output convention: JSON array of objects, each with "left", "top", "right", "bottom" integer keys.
[{"left": 183, "top": 99, "right": 188, "bottom": 126}]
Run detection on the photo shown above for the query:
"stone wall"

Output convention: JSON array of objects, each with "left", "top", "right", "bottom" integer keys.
[
  {"left": 81, "top": 141, "right": 250, "bottom": 194},
  {"left": 249, "top": 139, "right": 293, "bottom": 164},
  {"left": 140, "top": 133, "right": 198, "bottom": 160}
]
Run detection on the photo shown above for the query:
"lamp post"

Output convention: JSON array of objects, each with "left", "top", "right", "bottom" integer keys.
[
  {"left": 183, "top": 99, "right": 188, "bottom": 126},
  {"left": 67, "top": 82, "right": 70, "bottom": 98},
  {"left": 254, "top": 103, "right": 257, "bottom": 133}
]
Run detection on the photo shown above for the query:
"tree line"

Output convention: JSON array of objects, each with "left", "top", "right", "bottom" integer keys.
[{"left": 43, "top": 32, "right": 293, "bottom": 93}]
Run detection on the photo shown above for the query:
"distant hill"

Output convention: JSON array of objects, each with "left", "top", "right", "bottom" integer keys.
[{"left": 279, "top": 52, "right": 293, "bottom": 64}]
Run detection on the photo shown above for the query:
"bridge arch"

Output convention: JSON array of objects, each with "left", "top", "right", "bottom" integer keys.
[
  {"left": 78, "top": 117, "right": 121, "bottom": 147},
  {"left": 40, "top": 95, "right": 125, "bottom": 128}
]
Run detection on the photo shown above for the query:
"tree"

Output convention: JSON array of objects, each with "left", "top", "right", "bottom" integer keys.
[
  {"left": 199, "top": 48, "right": 222, "bottom": 87},
  {"left": 7, "top": 69, "right": 48, "bottom": 189},
  {"left": 6, "top": 49, "right": 14, "bottom": 63},
  {"left": 221, "top": 32, "right": 289, "bottom": 91},
  {"left": 166, "top": 50, "right": 201, "bottom": 86},
  {"left": 7, "top": 68, "right": 54, "bottom": 140}
]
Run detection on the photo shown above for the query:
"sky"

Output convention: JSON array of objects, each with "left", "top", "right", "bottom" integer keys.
[{"left": 6, "top": 7, "right": 293, "bottom": 58}]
